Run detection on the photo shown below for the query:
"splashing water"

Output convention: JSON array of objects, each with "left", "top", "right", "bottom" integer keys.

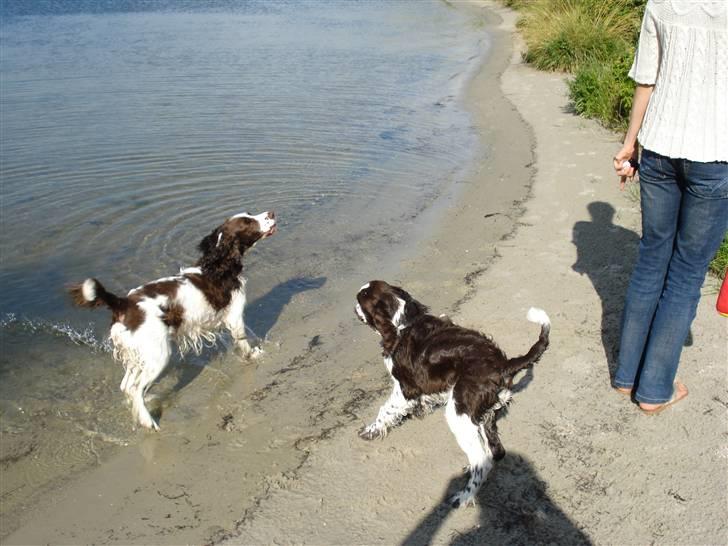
[{"left": 1, "top": 313, "right": 112, "bottom": 353}]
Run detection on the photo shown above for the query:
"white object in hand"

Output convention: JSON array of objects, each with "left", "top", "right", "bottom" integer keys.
[{"left": 622, "top": 160, "right": 632, "bottom": 170}]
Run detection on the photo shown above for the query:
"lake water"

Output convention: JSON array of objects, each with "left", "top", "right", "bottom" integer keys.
[{"left": 0, "top": 0, "right": 486, "bottom": 521}]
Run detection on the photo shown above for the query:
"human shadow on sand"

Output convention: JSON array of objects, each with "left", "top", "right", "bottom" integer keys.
[
  {"left": 571, "top": 202, "right": 694, "bottom": 381},
  {"left": 571, "top": 202, "right": 639, "bottom": 380},
  {"left": 400, "top": 451, "right": 591, "bottom": 546}
]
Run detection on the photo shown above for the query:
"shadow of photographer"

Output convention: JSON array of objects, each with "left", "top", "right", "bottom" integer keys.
[{"left": 401, "top": 451, "right": 591, "bottom": 546}]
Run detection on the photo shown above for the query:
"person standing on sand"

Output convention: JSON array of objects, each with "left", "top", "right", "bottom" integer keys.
[{"left": 611, "top": 0, "right": 728, "bottom": 414}]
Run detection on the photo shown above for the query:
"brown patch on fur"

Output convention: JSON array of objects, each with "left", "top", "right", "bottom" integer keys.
[
  {"left": 163, "top": 302, "right": 185, "bottom": 330},
  {"left": 135, "top": 280, "right": 180, "bottom": 299},
  {"left": 116, "top": 302, "right": 145, "bottom": 332},
  {"left": 185, "top": 273, "right": 240, "bottom": 312},
  {"left": 121, "top": 280, "right": 181, "bottom": 332}
]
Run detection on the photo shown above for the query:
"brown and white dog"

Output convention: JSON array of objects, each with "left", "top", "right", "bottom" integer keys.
[
  {"left": 354, "top": 280, "right": 550, "bottom": 507},
  {"left": 69, "top": 211, "right": 276, "bottom": 430}
]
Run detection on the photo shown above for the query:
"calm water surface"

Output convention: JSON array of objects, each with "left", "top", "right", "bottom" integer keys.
[{"left": 0, "top": 0, "right": 486, "bottom": 509}]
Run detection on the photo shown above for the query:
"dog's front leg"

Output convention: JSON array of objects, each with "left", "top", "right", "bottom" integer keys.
[
  {"left": 359, "top": 377, "right": 417, "bottom": 441},
  {"left": 234, "top": 336, "right": 262, "bottom": 359},
  {"left": 225, "top": 291, "right": 262, "bottom": 359}
]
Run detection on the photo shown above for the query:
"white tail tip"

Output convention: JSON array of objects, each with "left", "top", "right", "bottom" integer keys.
[
  {"left": 527, "top": 307, "right": 550, "bottom": 327},
  {"left": 81, "top": 279, "right": 97, "bottom": 302}
]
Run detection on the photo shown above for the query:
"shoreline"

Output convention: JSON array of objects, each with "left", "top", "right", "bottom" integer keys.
[
  {"left": 5, "top": 0, "right": 725, "bottom": 543},
  {"left": 1, "top": 3, "right": 533, "bottom": 543},
  {"left": 216, "top": 1, "right": 727, "bottom": 543}
]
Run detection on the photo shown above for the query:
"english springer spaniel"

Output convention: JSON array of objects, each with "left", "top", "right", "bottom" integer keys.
[
  {"left": 354, "top": 280, "right": 550, "bottom": 508},
  {"left": 69, "top": 211, "right": 276, "bottom": 430}
]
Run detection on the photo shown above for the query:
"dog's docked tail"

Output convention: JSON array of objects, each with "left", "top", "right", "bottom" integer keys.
[
  {"left": 69, "top": 278, "right": 126, "bottom": 313},
  {"left": 502, "top": 307, "right": 550, "bottom": 378}
]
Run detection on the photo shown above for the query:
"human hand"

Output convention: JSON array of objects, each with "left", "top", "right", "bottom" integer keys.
[{"left": 613, "top": 146, "right": 638, "bottom": 190}]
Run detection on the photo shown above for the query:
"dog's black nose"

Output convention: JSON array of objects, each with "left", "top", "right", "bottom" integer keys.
[{"left": 267, "top": 211, "right": 275, "bottom": 220}]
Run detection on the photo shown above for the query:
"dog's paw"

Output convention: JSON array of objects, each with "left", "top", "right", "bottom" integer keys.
[
  {"left": 358, "top": 423, "right": 386, "bottom": 441},
  {"left": 248, "top": 346, "right": 264, "bottom": 359},
  {"left": 236, "top": 339, "right": 263, "bottom": 359},
  {"left": 447, "top": 490, "right": 476, "bottom": 509},
  {"left": 138, "top": 414, "right": 160, "bottom": 432}
]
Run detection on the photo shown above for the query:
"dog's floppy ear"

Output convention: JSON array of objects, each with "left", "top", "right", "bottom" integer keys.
[
  {"left": 197, "top": 227, "right": 239, "bottom": 279},
  {"left": 197, "top": 228, "right": 222, "bottom": 256},
  {"left": 392, "top": 365, "right": 421, "bottom": 400},
  {"left": 372, "top": 308, "right": 399, "bottom": 356},
  {"left": 390, "top": 285, "right": 427, "bottom": 324},
  {"left": 403, "top": 298, "right": 427, "bottom": 323}
]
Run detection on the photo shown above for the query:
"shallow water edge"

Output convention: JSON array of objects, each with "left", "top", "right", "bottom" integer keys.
[{"left": 0, "top": 3, "right": 537, "bottom": 544}]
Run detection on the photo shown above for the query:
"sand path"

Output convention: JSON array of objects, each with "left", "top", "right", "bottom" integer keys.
[{"left": 218, "top": 3, "right": 728, "bottom": 544}]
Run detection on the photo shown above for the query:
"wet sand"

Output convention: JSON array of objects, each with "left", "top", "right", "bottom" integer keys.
[
  {"left": 1, "top": 2, "right": 526, "bottom": 543},
  {"left": 4, "top": 2, "right": 727, "bottom": 545}
]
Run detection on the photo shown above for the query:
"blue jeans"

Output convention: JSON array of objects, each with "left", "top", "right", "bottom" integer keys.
[{"left": 613, "top": 149, "right": 728, "bottom": 403}]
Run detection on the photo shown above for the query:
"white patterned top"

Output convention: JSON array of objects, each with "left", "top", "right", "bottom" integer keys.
[{"left": 629, "top": 0, "right": 727, "bottom": 162}]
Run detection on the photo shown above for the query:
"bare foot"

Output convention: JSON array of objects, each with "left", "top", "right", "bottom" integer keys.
[
  {"left": 639, "top": 381, "right": 688, "bottom": 415},
  {"left": 614, "top": 386, "right": 632, "bottom": 395}
]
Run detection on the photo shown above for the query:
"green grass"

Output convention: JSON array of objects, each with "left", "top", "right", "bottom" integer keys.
[
  {"left": 711, "top": 236, "right": 728, "bottom": 280},
  {"left": 568, "top": 48, "right": 635, "bottom": 130},
  {"left": 510, "top": 0, "right": 644, "bottom": 129},
  {"left": 519, "top": 0, "right": 635, "bottom": 73}
]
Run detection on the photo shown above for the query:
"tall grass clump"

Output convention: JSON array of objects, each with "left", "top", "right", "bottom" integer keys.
[
  {"left": 710, "top": 236, "right": 728, "bottom": 280},
  {"left": 569, "top": 47, "right": 636, "bottom": 130},
  {"left": 513, "top": 0, "right": 645, "bottom": 129},
  {"left": 519, "top": 0, "right": 635, "bottom": 72}
]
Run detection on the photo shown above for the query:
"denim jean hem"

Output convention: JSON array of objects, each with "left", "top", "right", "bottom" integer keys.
[
  {"left": 612, "top": 380, "right": 633, "bottom": 389},
  {"left": 634, "top": 391, "right": 674, "bottom": 404}
]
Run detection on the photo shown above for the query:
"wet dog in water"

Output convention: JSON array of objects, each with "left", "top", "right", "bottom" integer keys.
[
  {"left": 354, "top": 280, "right": 549, "bottom": 507},
  {"left": 69, "top": 211, "right": 276, "bottom": 430}
]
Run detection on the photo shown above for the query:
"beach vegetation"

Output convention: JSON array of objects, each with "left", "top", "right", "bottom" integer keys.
[
  {"left": 509, "top": 0, "right": 645, "bottom": 130},
  {"left": 711, "top": 236, "right": 728, "bottom": 280},
  {"left": 519, "top": 0, "right": 636, "bottom": 73},
  {"left": 503, "top": 0, "right": 725, "bottom": 277}
]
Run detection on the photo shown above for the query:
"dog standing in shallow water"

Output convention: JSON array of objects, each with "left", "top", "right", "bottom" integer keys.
[
  {"left": 354, "top": 280, "right": 550, "bottom": 507},
  {"left": 69, "top": 211, "right": 276, "bottom": 430}
]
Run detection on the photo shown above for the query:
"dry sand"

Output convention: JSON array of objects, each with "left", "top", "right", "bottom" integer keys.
[
  {"left": 3, "top": 1, "right": 727, "bottom": 545},
  {"left": 216, "top": 3, "right": 728, "bottom": 544}
]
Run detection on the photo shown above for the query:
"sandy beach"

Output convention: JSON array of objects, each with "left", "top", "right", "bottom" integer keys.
[{"left": 3, "top": 1, "right": 727, "bottom": 544}]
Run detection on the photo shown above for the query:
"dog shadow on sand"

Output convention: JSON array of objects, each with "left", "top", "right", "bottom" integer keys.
[
  {"left": 401, "top": 451, "right": 592, "bottom": 546},
  {"left": 245, "top": 276, "right": 327, "bottom": 339}
]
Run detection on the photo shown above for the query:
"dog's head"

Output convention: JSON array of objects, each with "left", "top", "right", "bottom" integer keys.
[
  {"left": 198, "top": 211, "right": 276, "bottom": 275},
  {"left": 355, "top": 280, "right": 428, "bottom": 354}
]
